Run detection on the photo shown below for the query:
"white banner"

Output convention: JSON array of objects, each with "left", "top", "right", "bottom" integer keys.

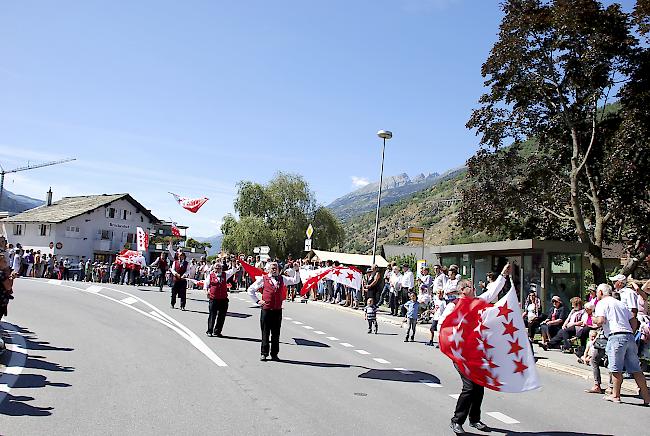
[{"left": 136, "top": 227, "right": 149, "bottom": 252}]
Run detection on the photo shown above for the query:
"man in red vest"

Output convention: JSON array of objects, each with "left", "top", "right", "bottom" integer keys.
[
  {"left": 170, "top": 252, "right": 189, "bottom": 310},
  {"left": 203, "top": 261, "right": 239, "bottom": 337},
  {"left": 248, "top": 261, "right": 301, "bottom": 361}
]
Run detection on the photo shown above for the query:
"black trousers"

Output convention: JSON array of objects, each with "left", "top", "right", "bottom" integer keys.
[
  {"left": 171, "top": 279, "right": 187, "bottom": 308},
  {"left": 208, "top": 298, "right": 229, "bottom": 334},
  {"left": 452, "top": 369, "right": 484, "bottom": 425},
  {"left": 260, "top": 309, "right": 282, "bottom": 357},
  {"left": 157, "top": 271, "right": 166, "bottom": 290}
]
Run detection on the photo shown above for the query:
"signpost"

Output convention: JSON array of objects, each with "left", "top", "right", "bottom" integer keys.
[
  {"left": 306, "top": 224, "right": 313, "bottom": 239},
  {"left": 407, "top": 226, "right": 425, "bottom": 264},
  {"left": 304, "top": 239, "right": 312, "bottom": 251}
]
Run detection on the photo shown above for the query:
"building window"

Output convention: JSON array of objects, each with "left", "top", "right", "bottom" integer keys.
[
  {"left": 126, "top": 233, "right": 134, "bottom": 243},
  {"left": 39, "top": 224, "right": 51, "bottom": 236},
  {"left": 13, "top": 224, "right": 23, "bottom": 236},
  {"left": 158, "top": 229, "right": 163, "bottom": 235},
  {"left": 121, "top": 209, "right": 130, "bottom": 220},
  {"left": 106, "top": 207, "right": 116, "bottom": 219},
  {"left": 100, "top": 230, "right": 113, "bottom": 240}
]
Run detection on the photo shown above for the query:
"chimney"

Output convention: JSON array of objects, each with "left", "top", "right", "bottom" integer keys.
[{"left": 46, "top": 188, "right": 52, "bottom": 206}]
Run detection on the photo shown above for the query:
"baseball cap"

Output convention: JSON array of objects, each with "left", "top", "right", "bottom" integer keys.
[{"left": 609, "top": 274, "right": 626, "bottom": 283}]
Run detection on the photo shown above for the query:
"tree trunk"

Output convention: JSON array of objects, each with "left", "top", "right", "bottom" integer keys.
[
  {"left": 620, "top": 245, "right": 649, "bottom": 278},
  {"left": 586, "top": 243, "right": 606, "bottom": 285}
]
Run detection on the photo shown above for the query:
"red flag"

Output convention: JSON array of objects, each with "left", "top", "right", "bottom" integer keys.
[
  {"left": 439, "top": 285, "right": 540, "bottom": 393},
  {"left": 300, "top": 268, "right": 332, "bottom": 296},
  {"left": 170, "top": 192, "right": 209, "bottom": 213},
  {"left": 171, "top": 222, "right": 181, "bottom": 237},
  {"left": 239, "top": 259, "right": 264, "bottom": 280}
]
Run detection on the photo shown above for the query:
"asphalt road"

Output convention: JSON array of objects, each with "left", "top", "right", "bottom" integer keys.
[{"left": 0, "top": 278, "right": 643, "bottom": 435}]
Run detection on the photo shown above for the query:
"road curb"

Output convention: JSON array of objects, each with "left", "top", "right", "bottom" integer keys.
[{"left": 307, "top": 301, "right": 641, "bottom": 394}]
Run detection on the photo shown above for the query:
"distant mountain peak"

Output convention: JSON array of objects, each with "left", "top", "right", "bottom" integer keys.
[{"left": 0, "top": 189, "right": 45, "bottom": 214}]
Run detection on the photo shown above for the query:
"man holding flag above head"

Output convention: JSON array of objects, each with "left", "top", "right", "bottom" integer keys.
[
  {"left": 439, "top": 263, "right": 540, "bottom": 434},
  {"left": 248, "top": 261, "right": 301, "bottom": 361}
]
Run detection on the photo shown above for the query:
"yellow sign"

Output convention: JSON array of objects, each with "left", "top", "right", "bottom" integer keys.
[
  {"left": 407, "top": 226, "right": 424, "bottom": 242},
  {"left": 306, "top": 224, "right": 314, "bottom": 238}
]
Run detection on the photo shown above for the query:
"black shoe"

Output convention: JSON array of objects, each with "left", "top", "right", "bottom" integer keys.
[
  {"left": 427, "top": 340, "right": 434, "bottom": 346},
  {"left": 469, "top": 421, "right": 490, "bottom": 432},
  {"left": 367, "top": 330, "right": 372, "bottom": 334},
  {"left": 411, "top": 337, "right": 415, "bottom": 342},
  {"left": 181, "top": 307, "right": 186, "bottom": 311},
  {"left": 270, "top": 355, "right": 280, "bottom": 362},
  {"left": 214, "top": 332, "right": 223, "bottom": 338},
  {"left": 450, "top": 422, "right": 465, "bottom": 434},
  {"left": 404, "top": 338, "right": 409, "bottom": 342},
  {"left": 170, "top": 305, "right": 175, "bottom": 309},
  {"left": 206, "top": 331, "right": 213, "bottom": 337},
  {"left": 374, "top": 330, "right": 378, "bottom": 334},
  {"left": 260, "top": 355, "right": 267, "bottom": 361}
]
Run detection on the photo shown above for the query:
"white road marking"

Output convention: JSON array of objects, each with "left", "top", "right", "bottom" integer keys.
[
  {"left": 373, "top": 358, "right": 391, "bottom": 364},
  {"left": 302, "top": 326, "right": 314, "bottom": 330},
  {"left": 449, "top": 394, "right": 460, "bottom": 400},
  {"left": 0, "top": 322, "right": 27, "bottom": 402},
  {"left": 121, "top": 297, "right": 138, "bottom": 305},
  {"left": 355, "top": 350, "right": 370, "bottom": 355},
  {"left": 418, "top": 379, "right": 442, "bottom": 388},
  {"left": 326, "top": 337, "right": 339, "bottom": 341},
  {"left": 340, "top": 343, "right": 354, "bottom": 347},
  {"left": 292, "top": 321, "right": 303, "bottom": 325},
  {"left": 487, "top": 412, "right": 520, "bottom": 424},
  {"left": 86, "top": 285, "right": 103, "bottom": 293},
  {"left": 283, "top": 317, "right": 293, "bottom": 320},
  {"left": 394, "top": 368, "right": 414, "bottom": 375},
  {"left": 48, "top": 279, "right": 62, "bottom": 285},
  {"left": 37, "top": 279, "right": 229, "bottom": 368},
  {"left": 313, "top": 331, "right": 326, "bottom": 335}
]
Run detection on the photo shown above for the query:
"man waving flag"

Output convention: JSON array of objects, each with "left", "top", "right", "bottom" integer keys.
[
  {"left": 438, "top": 263, "right": 540, "bottom": 434},
  {"left": 170, "top": 192, "right": 209, "bottom": 213}
]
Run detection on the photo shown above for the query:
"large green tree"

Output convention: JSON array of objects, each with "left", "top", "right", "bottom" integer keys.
[
  {"left": 461, "top": 0, "right": 650, "bottom": 283},
  {"left": 221, "top": 172, "right": 344, "bottom": 258}
]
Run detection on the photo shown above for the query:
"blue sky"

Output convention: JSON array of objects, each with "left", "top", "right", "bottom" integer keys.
[{"left": 0, "top": 0, "right": 636, "bottom": 236}]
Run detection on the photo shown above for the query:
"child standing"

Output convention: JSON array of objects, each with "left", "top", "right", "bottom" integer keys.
[
  {"left": 403, "top": 292, "right": 419, "bottom": 342},
  {"left": 365, "top": 298, "right": 378, "bottom": 334},
  {"left": 428, "top": 290, "right": 446, "bottom": 347}
]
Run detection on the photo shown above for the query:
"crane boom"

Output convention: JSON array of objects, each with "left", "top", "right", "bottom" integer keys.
[{"left": 4, "top": 157, "right": 77, "bottom": 174}]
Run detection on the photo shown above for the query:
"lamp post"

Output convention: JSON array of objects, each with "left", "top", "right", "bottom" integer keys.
[{"left": 372, "top": 130, "right": 392, "bottom": 266}]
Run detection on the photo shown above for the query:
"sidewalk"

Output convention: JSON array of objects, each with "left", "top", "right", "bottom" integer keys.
[{"left": 307, "top": 299, "right": 647, "bottom": 395}]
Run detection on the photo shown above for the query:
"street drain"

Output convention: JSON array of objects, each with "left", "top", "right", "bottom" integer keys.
[{"left": 354, "top": 392, "right": 367, "bottom": 397}]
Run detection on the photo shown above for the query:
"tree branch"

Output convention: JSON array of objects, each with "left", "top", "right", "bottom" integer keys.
[{"left": 542, "top": 206, "right": 573, "bottom": 221}]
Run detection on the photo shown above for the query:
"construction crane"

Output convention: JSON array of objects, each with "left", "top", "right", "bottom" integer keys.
[{"left": 0, "top": 158, "right": 77, "bottom": 207}]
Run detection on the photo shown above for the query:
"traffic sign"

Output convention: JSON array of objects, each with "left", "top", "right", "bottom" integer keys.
[
  {"left": 260, "top": 246, "right": 270, "bottom": 254},
  {"left": 55, "top": 242, "right": 63, "bottom": 250},
  {"left": 306, "top": 224, "right": 314, "bottom": 239},
  {"left": 304, "top": 238, "right": 312, "bottom": 251}
]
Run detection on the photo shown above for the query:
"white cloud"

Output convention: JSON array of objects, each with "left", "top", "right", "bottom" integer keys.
[{"left": 351, "top": 176, "right": 371, "bottom": 188}]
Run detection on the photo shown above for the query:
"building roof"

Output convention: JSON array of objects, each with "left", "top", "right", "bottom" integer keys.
[
  {"left": 382, "top": 244, "right": 438, "bottom": 264},
  {"left": 0, "top": 194, "right": 159, "bottom": 224},
  {"left": 431, "top": 239, "right": 589, "bottom": 255},
  {"left": 308, "top": 249, "right": 389, "bottom": 268}
]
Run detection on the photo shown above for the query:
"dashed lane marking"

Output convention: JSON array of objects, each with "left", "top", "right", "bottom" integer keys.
[
  {"left": 373, "top": 358, "right": 391, "bottom": 364},
  {"left": 394, "top": 368, "right": 414, "bottom": 375},
  {"left": 292, "top": 321, "right": 303, "bottom": 325},
  {"left": 86, "top": 285, "right": 103, "bottom": 293},
  {"left": 302, "top": 326, "right": 314, "bottom": 330},
  {"left": 313, "top": 331, "right": 326, "bottom": 335},
  {"left": 355, "top": 350, "right": 370, "bottom": 355},
  {"left": 326, "top": 337, "right": 339, "bottom": 341},
  {"left": 0, "top": 322, "right": 27, "bottom": 403},
  {"left": 449, "top": 394, "right": 460, "bottom": 400},
  {"left": 340, "top": 343, "right": 354, "bottom": 348},
  {"left": 418, "top": 379, "right": 442, "bottom": 388},
  {"left": 2, "top": 367, "right": 23, "bottom": 375},
  {"left": 121, "top": 297, "right": 138, "bottom": 305},
  {"left": 487, "top": 412, "right": 520, "bottom": 425}
]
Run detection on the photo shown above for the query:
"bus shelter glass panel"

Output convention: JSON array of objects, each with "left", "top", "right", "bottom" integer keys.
[{"left": 548, "top": 253, "right": 583, "bottom": 307}]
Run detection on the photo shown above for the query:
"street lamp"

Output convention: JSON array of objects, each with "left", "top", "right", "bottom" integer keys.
[{"left": 372, "top": 130, "right": 392, "bottom": 266}]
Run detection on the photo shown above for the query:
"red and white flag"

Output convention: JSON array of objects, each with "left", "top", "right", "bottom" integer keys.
[
  {"left": 136, "top": 227, "right": 149, "bottom": 252},
  {"left": 171, "top": 222, "right": 181, "bottom": 237},
  {"left": 299, "top": 265, "right": 363, "bottom": 296},
  {"left": 116, "top": 249, "right": 146, "bottom": 267},
  {"left": 170, "top": 192, "right": 209, "bottom": 213},
  {"left": 439, "top": 280, "right": 540, "bottom": 393}
]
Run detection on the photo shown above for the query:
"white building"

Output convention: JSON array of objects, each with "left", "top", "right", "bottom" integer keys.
[{"left": 0, "top": 193, "right": 159, "bottom": 263}]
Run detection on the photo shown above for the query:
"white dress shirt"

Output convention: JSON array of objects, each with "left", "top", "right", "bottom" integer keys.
[
  {"left": 401, "top": 270, "right": 415, "bottom": 289},
  {"left": 203, "top": 268, "right": 238, "bottom": 291},
  {"left": 248, "top": 273, "right": 301, "bottom": 305}
]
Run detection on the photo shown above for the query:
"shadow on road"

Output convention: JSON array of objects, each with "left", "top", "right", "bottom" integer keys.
[
  {"left": 0, "top": 323, "right": 74, "bottom": 417},
  {"left": 292, "top": 338, "right": 329, "bottom": 348},
  {"left": 226, "top": 312, "right": 253, "bottom": 319},
  {"left": 219, "top": 335, "right": 292, "bottom": 346},
  {"left": 488, "top": 429, "right": 612, "bottom": 436},
  {"left": 275, "top": 359, "right": 352, "bottom": 368},
  {"left": 358, "top": 368, "right": 441, "bottom": 384},
  {"left": 0, "top": 394, "right": 53, "bottom": 417}
]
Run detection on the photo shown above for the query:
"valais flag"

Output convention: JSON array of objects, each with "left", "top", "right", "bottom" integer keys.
[
  {"left": 170, "top": 192, "right": 209, "bottom": 213},
  {"left": 300, "top": 266, "right": 362, "bottom": 296},
  {"left": 439, "top": 279, "right": 540, "bottom": 393},
  {"left": 171, "top": 222, "right": 181, "bottom": 237},
  {"left": 136, "top": 227, "right": 149, "bottom": 252}
]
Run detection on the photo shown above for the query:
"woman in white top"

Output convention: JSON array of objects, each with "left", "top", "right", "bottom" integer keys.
[{"left": 443, "top": 265, "right": 460, "bottom": 300}]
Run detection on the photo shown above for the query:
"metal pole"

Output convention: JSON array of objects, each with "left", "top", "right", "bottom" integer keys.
[
  {"left": 0, "top": 172, "right": 4, "bottom": 208},
  {"left": 371, "top": 137, "right": 386, "bottom": 266}
]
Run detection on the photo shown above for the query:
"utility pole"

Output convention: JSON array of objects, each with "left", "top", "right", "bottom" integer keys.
[{"left": 0, "top": 158, "right": 76, "bottom": 207}]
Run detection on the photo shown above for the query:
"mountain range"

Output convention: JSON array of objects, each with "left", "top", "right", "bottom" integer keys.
[
  {"left": 194, "top": 235, "right": 223, "bottom": 257},
  {"left": 0, "top": 189, "right": 45, "bottom": 214},
  {"left": 326, "top": 169, "right": 465, "bottom": 222}
]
